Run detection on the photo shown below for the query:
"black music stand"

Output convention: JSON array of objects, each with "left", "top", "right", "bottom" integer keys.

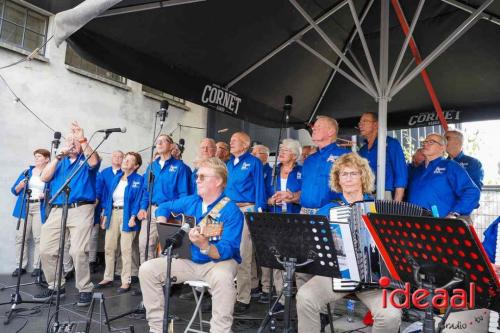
[
  {"left": 363, "top": 213, "right": 500, "bottom": 333},
  {"left": 245, "top": 212, "right": 341, "bottom": 333}
]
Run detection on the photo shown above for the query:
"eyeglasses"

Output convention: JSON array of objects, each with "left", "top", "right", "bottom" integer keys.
[
  {"left": 339, "top": 171, "right": 361, "bottom": 178},
  {"left": 422, "top": 139, "right": 443, "bottom": 146},
  {"left": 196, "top": 174, "right": 218, "bottom": 181},
  {"left": 357, "top": 120, "right": 376, "bottom": 126}
]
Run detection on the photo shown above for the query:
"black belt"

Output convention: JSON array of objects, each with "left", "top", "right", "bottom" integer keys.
[
  {"left": 51, "top": 201, "right": 94, "bottom": 209},
  {"left": 113, "top": 206, "right": 124, "bottom": 210},
  {"left": 29, "top": 199, "right": 41, "bottom": 203}
]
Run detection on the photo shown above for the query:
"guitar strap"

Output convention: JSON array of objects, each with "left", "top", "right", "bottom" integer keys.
[{"left": 198, "top": 196, "right": 231, "bottom": 227}]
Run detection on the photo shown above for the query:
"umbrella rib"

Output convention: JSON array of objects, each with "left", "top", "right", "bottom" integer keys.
[
  {"left": 307, "top": 0, "right": 375, "bottom": 125},
  {"left": 98, "top": 0, "right": 207, "bottom": 18},
  {"left": 297, "top": 40, "right": 377, "bottom": 99},
  {"left": 441, "top": 0, "right": 500, "bottom": 27},
  {"left": 225, "top": 0, "right": 349, "bottom": 89},
  {"left": 289, "top": 0, "right": 378, "bottom": 97},
  {"left": 386, "top": 0, "right": 426, "bottom": 95},
  {"left": 346, "top": 0, "right": 381, "bottom": 96},
  {"left": 392, "top": 57, "right": 415, "bottom": 90},
  {"left": 389, "top": 0, "right": 494, "bottom": 98}
]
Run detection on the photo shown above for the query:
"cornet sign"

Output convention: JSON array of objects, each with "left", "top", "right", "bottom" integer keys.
[
  {"left": 201, "top": 84, "right": 242, "bottom": 116},
  {"left": 407, "top": 110, "right": 461, "bottom": 127}
]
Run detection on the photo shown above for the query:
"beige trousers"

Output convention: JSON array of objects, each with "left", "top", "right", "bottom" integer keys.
[
  {"left": 296, "top": 275, "right": 401, "bottom": 333},
  {"left": 139, "top": 206, "right": 159, "bottom": 264},
  {"left": 15, "top": 202, "right": 42, "bottom": 269},
  {"left": 40, "top": 204, "right": 94, "bottom": 292},
  {"left": 88, "top": 223, "right": 100, "bottom": 263},
  {"left": 103, "top": 210, "right": 136, "bottom": 285},
  {"left": 63, "top": 228, "right": 74, "bottom": 273},
  {"left": 139, "top": 257, "right": 238, "bottom": 333},
  {"left": 236, "top": 205, "right": 255, "bottom": 304}
]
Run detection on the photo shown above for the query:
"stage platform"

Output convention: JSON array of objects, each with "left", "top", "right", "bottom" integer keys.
[{"left": 0, "top": 270, "right": 408, "bottom": 333}]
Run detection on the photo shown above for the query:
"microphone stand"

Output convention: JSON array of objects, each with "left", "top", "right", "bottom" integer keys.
[
  {"left": 0, "top": 173, "right": 47, "bottom": 325},
  {"left": 46, "top": 132, "right": 110, "bottom": 333},
  {"left": 162, "top": 245, "right": 176, "bottom": 333}
]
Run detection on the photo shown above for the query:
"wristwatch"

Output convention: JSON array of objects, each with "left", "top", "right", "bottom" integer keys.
[{"left": 200, "top": 245, "right": 210, "bottom": 255}]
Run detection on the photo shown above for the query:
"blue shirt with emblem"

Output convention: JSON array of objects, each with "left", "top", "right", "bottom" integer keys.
[
  {"left": 300, "top": 142, "right": 350, "bottom": 209},
  {"left": 155, "top": 194, "right": 243, "bottom": 264},
  {"left": 11, "top": 166, "right": 47, "bottom": 223},
  {"left": 49, "top": 154, "right": 100, "bottom": 205},
  {"left": 268, "top": 164, "right": 302, "bottom": 213},
  {"left": 103, "top": 172, "right": 144, "bottom": 232},
  {"left": 140, "top": 157, "right": 190, "bottom": 209},
  {"left": 225, "top": 152, "right": 266, "bottom": 211},
  {"left": 407, "top": 157, "right": 480, "bottom": 217},
  {"left": 449, "top": 151, "right": 484, "bottom": 190},
  {"left": 358, "top": 136, "right": 408, "bottom": 192}
]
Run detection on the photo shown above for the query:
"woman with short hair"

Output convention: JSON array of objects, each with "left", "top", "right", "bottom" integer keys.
[{"left": 96, "top": 152, "right": 144, "bottom": 293}]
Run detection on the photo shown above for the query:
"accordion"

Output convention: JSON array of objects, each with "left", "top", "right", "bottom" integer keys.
[{"left": 329, "top": 200, "right": 431, "bottom": 291}]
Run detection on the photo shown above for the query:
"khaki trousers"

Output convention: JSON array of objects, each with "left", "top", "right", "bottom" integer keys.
[
  {"left": 236, "top": 205, "right": 255, "bottom": 304},
  {"left": 63, "top": 228, "right": 74, "bottom": 273},
  {"left": 139, "top": 257, "right": 238, "bottom": 333},
  {"left": 104, "top": 210, "right": 136, "bottom": 285},
  {"left": 88, "top": 223, "right": 100, "bottom": 263},
  {"left": 139, "top": 206, "right": 159, "bottom": 264},
  {"left": 15, "top": 202, "right": 42, "bottom": 269},
  {"left": 40, "top": 204, "right": 94, "bottom": 292},
  {"left": 296, "top": 275, "right": 401, "bottom": 333}
]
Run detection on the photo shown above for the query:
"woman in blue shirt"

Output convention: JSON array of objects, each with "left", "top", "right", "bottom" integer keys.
[
  {"left": 297, "top": 152, "right": 402, "bottom": 333},
  {"left": 96, "top": 152, "right": 144, "bottom": 293}
]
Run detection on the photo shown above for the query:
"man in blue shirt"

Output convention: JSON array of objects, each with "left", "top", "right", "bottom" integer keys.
[
  {"left": 445, "top": 129, "right": 484, "bottom": 190},
  {"left": 35, "top": 122, "right": 101, "bottom": 307},
  {"left": 300, "top": 116, "right": 350, "bottom": 213},
  {"left": 139, "top": 158, "right": 243, "bottom": 333},
  {"left": 137, "top": 134, "right": 190, "bottom": 264},
  {"left": 407, "top": 133, "right": 480, "bottom": 218},
  {"left": 358, "top": 112, "right": 408, "bottom": 201},
  {"left": 226, "top": 131, "right": 265, "bottom": 314}
]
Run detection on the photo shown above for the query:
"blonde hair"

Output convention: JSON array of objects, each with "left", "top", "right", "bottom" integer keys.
[
  {"left": 197, "top": 157, "right": 228, "bottom": 187},
  {"left": 329, "top": 153, "right": 375, "bottom": 193}
]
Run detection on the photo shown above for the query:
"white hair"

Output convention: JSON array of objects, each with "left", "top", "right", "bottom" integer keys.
[{"left": 281, "top": 139, "right": 302, "bottom": 159}]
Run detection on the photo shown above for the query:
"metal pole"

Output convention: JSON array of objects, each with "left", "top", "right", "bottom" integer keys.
[
  {"left": 390, "top": 0, "right": 494, "bottom": 98},
  {"left": 377, "top": 0, "right": 390, "bottom": 199},
  {"left": 441, "top": 0, "right": 500, "bottom": 26}
]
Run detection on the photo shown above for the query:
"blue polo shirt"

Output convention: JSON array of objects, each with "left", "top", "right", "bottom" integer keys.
[
  {"left": 155, "top": 194, "right": 243, "bottom": 264},
  {"left": 449, "top": 151, "right": 484, "bottom": 190},
  {"left": 225, "top": 152, "right": 266, "bottom": 211},
  {"left": 96, "top": 167, "right": 122, "bottom": 204},
  {"left": 103, "top": 172, "right": 144, "bottom": 232},
  {"left": 268, "top": 164, "right": 302, "bottom": 213},
  {"left": 49, "top": 154, "right": 100, "bottom": 205},
  {"left": 407, "top": 157, "right": 480, "bottom": 217},
  {"left": 300, "top": 142, "right": 350, "bottom": 209},
  {"left": 11, "top": 166, "right": 47, "bottom": 223},
  {"left": 140, "top": 157, "right": 190, "bottom": 210},
  {"left": 358, "top": 136, "right": 408, "bottom": 192}
]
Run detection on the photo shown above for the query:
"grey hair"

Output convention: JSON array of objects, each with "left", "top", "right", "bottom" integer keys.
[{"left": 281, "top": 139, "right": 302, "bottom": 159}]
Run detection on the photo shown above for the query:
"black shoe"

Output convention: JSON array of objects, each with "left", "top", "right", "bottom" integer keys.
[
  {"left": 12, "top": 268, "right": 27, "bottom": 277},
  {"left": 234, "top": 301, "right": 250, "bottom": 315},
  {"left": 130, "top": 276, "right": 139, "bottom": 284},
  {"left": 89, "top": 262, "right": 97, "bottom": 274},
  {"left": 258, "top": 292, "right": 270, "bottom": 304},
  {"left": 31, "top": 268, "right": 41, "bottom": 277},
  {"left": 250, "top": 287, "right": 261, "bottom": 300},
  {"left": 94, "top": 281, "right": 113, "bottom": 289},
  {"left": 77, "top": 292, "right": 93, "bottom": 307},
  {"left": 117, "top": 286, "right": 131, "bottom": 294},
  {"left": 179, "top": 290, "right": 196, "bottom": 300},
  {"left": 201, "top": 295, "right": 212, "bottom": 313},
  {"left": 64, "top": 269, "right": 75, "bottom": 281},
  {"left": 33, "top": 288, "right": 66, "bottom": 301}
]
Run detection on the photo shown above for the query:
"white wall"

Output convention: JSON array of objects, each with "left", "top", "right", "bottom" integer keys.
[{"left": 0, "top": 32, "right": 207, "bottom": 272}]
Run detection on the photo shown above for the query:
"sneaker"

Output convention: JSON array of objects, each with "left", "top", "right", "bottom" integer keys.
[
  {"left": 31, "top": 268, "right": 41, "bottom": 277},
  {"left": 77, "top": 292, "right": 93, "bottom": 307},
  {"left": 33, "top": 288, "right": 66, "bottom": 301},
  {"left": 258, "top": 292, "right": 270, "bottom": 304},
  {"left": 234, "top": 301, "right": 250, "bottom": 315},
  {"left": 12, "top": 268, "right": 27, "bottom": 277},
  {"left": 250, "top": 287, "right": 261, "bottom": 300}
]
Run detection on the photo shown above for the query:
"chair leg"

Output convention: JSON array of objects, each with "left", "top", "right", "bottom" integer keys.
[{"left": 185, "top": 286, "right": 205, "bottom": 333}]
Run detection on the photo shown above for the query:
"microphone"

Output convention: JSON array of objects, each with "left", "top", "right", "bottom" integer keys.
[
  {"left": 164, "top": 222, "right": 190, "bottom": 250},
  {"left": 96, "top": 127, "right": 127, "bottom": 134},
  {"left": 158, "top": 100, "right": 169, "bottom": 126},
  {"left": 284, "top": 95, "right": 293, "bottom": 122},
  {"left": 178, "top": 138, "right": 185, "bottom": 154},
  {"left": 52, "top": 131, "right": 61, "bottom": 150}
]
